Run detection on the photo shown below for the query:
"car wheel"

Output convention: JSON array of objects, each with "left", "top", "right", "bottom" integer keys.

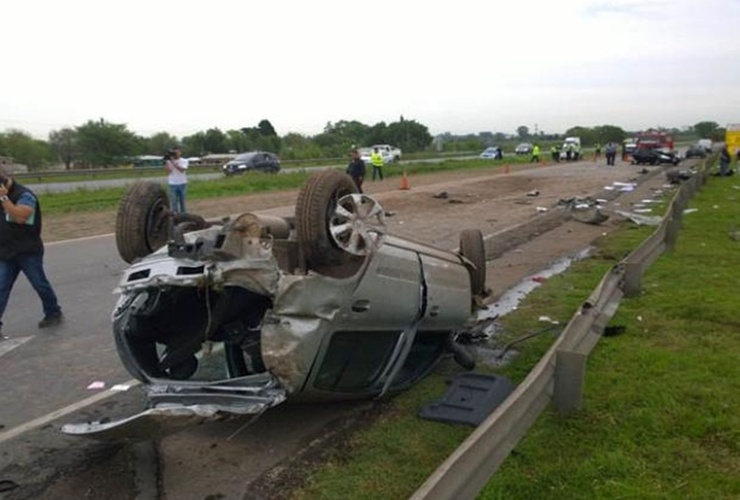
[
  {"left": 115, "top": 182, "right": 170, "bottom": 263},
  {"left": 329, "top": 194, "right": 386, "bottom": 256},
  {"left": 295, "top": 170, "right": 360, "bottom": 270},
  {"left": 459, "top": 229, "right": 487, "bottom": 296}
]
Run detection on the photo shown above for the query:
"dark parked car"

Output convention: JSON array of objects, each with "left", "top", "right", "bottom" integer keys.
[
  {"left": 514, "top": 143, "right": 533, "bottom": 155},
  {"left": 631, "top": 147, "right": 680, "bottom": 166},
  {"left": 223, "top": 152, "right": 280, "bottom": 175},
  {"left": 683, "top": 145, "right": 707, "bottom": 159},
  {"left": 64, "top": 170, "right": 487, "bottom": 439}
]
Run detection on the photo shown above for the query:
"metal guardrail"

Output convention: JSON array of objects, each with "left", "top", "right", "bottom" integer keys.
[{"left": 411, "top": 158, "right": 714, "bottom": 500}]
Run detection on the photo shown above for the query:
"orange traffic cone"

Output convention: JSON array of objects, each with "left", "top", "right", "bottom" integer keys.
[{"left": 400, "top": 170, "right": 410, "bottom": 190}]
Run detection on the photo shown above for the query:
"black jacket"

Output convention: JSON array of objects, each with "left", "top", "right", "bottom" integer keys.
[
  {"left": 0, "top": 182, "right": 44, "bottom": 259},
  {"left": 346, "top": 158, "right": 366, "bottom": 179}
]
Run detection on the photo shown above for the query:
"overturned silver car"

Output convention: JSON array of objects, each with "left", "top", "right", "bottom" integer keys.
[{"left": 64, "top": 170, "right": 487, "bottom": 439}]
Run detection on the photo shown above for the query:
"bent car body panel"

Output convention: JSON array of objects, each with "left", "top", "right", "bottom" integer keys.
[{"left": 62, "top": 373, "right": 286, "bottom": 440}]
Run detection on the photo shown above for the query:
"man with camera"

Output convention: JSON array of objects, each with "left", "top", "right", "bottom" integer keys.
[
  {"left": 164, "top": 147, "right": 189, "bottom": 213},
  {"left": 0, "top": 167, "right": 62, "bottom": 339}
]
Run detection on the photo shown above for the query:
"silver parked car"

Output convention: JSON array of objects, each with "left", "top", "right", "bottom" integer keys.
[{"left": 64, "top": 170, "right": 487, "bottom": 439}]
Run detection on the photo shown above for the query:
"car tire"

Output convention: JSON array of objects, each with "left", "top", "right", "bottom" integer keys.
[
  {"left": 295, "top": 170, "right": 359, "bottom": 269},
  {"left": 459, "top": 229, "right": 487, "bottom": 296},
  {"left": 115, "top": 182, "right": 170, "bottom": 263}
]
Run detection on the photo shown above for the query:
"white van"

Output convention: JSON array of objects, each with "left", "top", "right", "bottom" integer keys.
[
  {"left": 560, "top": 137, "right": 582, "bottom": 160},
  {"left": 697, "top": 139, "right": 712, "bottom": 153}
]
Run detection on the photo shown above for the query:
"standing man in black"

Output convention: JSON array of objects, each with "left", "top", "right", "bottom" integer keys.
[
  {"left": 0, "top": 167, "right": 62, "bottom": 339},
  {"left": 346, "top": 149, "right": 366, "bottom": 193}
]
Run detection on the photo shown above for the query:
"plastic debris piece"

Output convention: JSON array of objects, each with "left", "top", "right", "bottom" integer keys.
[
  {"left": 615, "top": 210, "right": 663, "bottom": 226},
  {"left": 683, "top": 208, "right": 698, "bottom": 214},
  {"left": 526, "top": 190, "right": 540, "bottom": 197},
  {"left": 538, "top": 315, "right": 559, "bottom": 324},
  {"left": 111, "top": 384, "right": 133, "bottom": 392},
  {"left": 536, "top": 206, "right": 548, "bottom": 212},
  {"left": 604, "top": 186, "right": 615, "bottom": 190},
  {"left": 419, "top": 373, "right": 515, "bottom": 426},
  {"left": 87, "top": 381, "right": 106, "bottom": 390},
  {"left": 633, "top": 208, "right": 653, "bottom": 213}
]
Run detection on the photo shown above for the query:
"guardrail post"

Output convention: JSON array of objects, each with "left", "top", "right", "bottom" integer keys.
[
  {"left": 664, "top": 217, "right": 681, "bottom": 251},
  {"left": 623, "top": 262, "right": 642, "bottom": 297},
  {"left": 554, "top": 349, "right": 587, "bottom": 415}
]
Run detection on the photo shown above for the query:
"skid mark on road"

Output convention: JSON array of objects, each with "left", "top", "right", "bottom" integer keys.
[{"left": 0, "top": 336, "right": 32, "bottom": 358}]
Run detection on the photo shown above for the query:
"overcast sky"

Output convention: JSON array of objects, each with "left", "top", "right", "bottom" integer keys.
[{"left": 2, "top": 0, "right": 739, "bottom": 139}]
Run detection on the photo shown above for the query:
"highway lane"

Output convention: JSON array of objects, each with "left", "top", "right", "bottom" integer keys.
[{"left": 0, "top": 234, "right": 130, "bottom": 429}]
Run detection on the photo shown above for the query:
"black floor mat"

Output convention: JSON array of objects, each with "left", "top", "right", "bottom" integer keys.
[{"left": 419, "top": 372, "right": 515, "bottom": 426}]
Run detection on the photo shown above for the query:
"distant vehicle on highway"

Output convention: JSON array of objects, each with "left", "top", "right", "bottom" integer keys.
[
  {"left": 684, "top": 145, "right": 707, "bottom": 159},
  {"left": 631, "top": 147, "right": 680, "bottom": 165},
  {"left": 696, "top": 139, "right": 712, "bottom": 153},
  {"left": 623, "top": 138, "right": 638, "bottom": 157},
  {"left": 559, "top": 136, "right": 581, "bottom": 160},
  {"left": 479, "top": 146, "right": 503, "bottom": 160},
  {"left": 360, "top": 144, "right": 402, "bottom": 164},
  {"left": 514, "top": 143, "right": 533, "bottom": 155},
  {"left": 222, "top": 152, "right": 280, "bottom": 175}
]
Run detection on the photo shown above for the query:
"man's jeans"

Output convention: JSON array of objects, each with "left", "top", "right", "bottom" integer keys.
[
  {"left": 0, "top": 253, "right": 61, "bottom": 329},
  {"left": 169, "top": 183, "right": 187, "bottom": 213}
]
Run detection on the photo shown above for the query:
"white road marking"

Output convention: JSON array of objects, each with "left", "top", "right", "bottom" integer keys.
[
  {"left": 0, "top": 377, "right": 140, "bottom": 445},
  {"left": 46, "top": 233, "right": 114, "bottom": 246},
  {"left": 0, "top": 336, "right": 33, "bottom": 358},
  {"left": 0, "top": 344, "right": 223, "bottom": 443}
]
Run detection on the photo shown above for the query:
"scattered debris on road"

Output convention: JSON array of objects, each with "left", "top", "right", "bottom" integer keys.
[{"left": 615, "top": 210, "right": 663, "bottom": 226}]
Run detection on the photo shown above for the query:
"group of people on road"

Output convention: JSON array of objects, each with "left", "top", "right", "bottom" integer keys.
[{"left": 542, "top": 141, "right": 620, "bottom": 165}]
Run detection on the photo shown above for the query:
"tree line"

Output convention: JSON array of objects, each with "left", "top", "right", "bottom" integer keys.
[
  {"left": 0, "top": 119, "right": 726, "bottom": 170},
  {"left": 0, "top": 117, "right": 433, "bottom": 170}
]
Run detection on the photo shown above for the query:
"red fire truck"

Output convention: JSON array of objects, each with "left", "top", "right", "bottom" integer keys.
[{"left": 636, "top": 132, "right": 674, "bottom": 150}]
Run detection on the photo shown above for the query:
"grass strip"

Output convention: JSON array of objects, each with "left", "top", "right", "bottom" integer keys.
[{"left": 290, "top": 175, "right": 740, "bottom": 499}]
